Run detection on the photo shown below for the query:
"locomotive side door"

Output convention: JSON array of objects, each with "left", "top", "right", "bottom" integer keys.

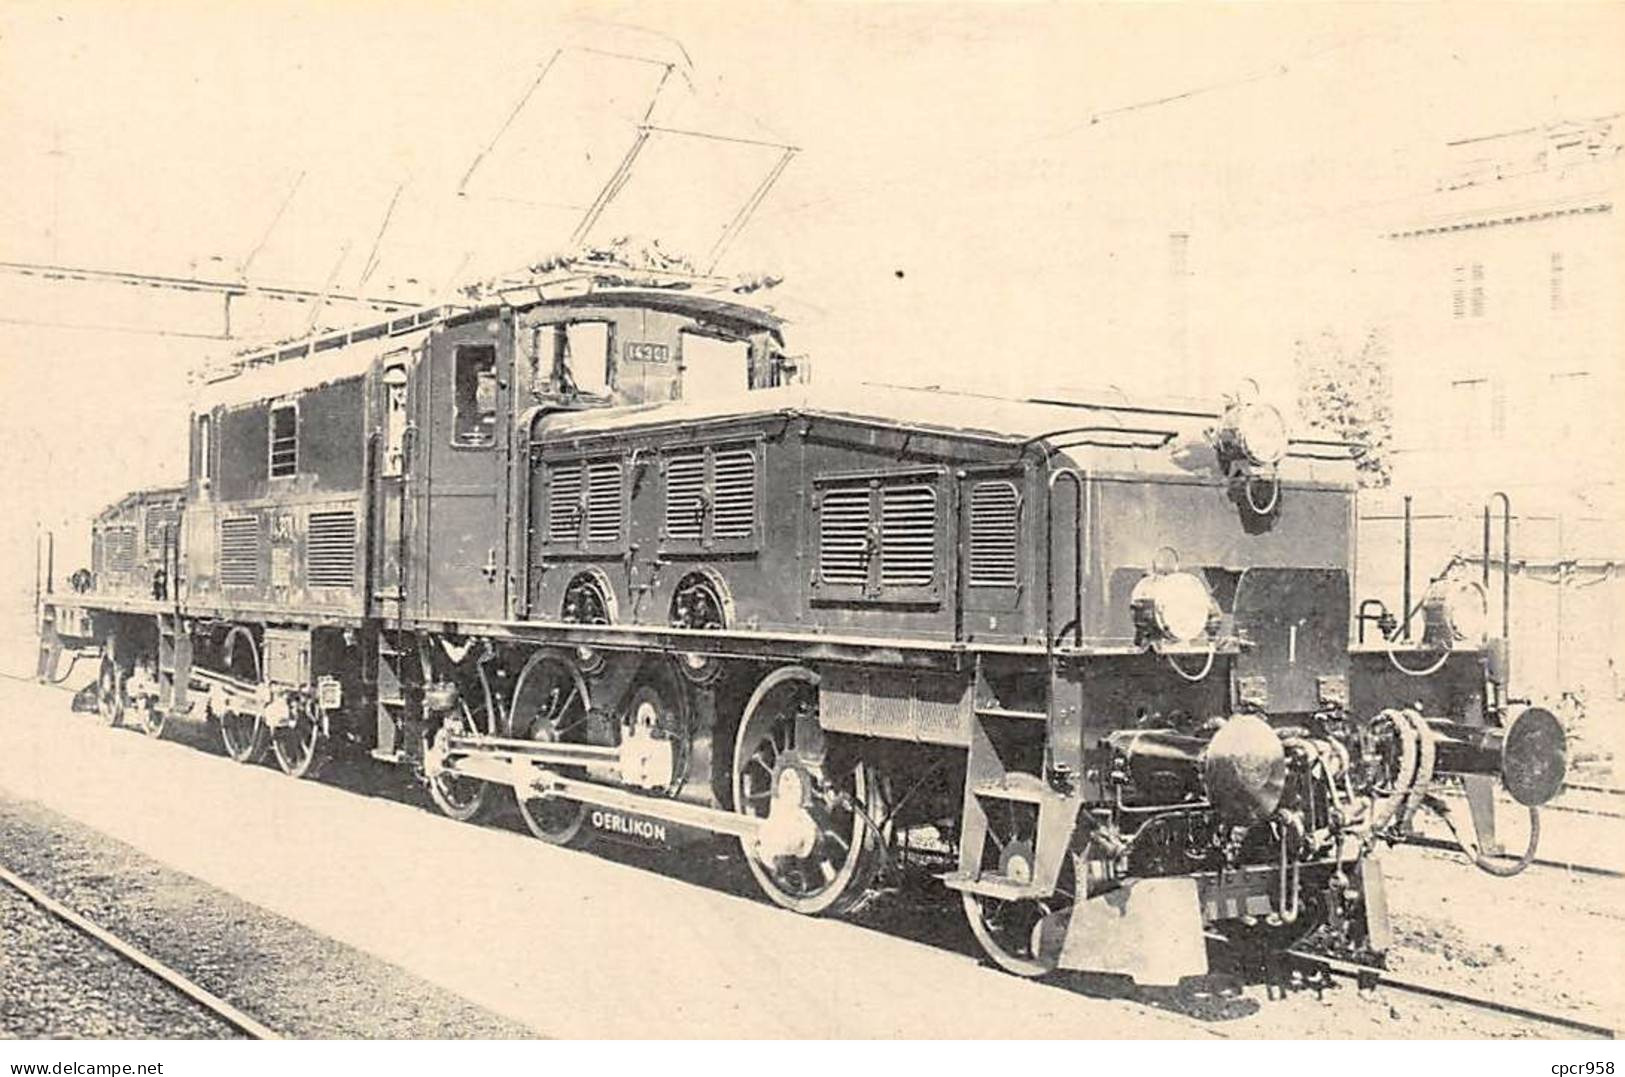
[
  {"left": 372, "top": 349, "right": 417, "bottom": 621},
  {"left": 416, "top": 317, "right": 511, "bottom": 622}
]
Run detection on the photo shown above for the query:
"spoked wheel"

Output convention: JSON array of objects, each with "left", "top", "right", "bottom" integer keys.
[
  {"left": 509, "top": 652, "right": 593, "bottom": 846},
  {"left": 95, "top": 654, "right": 126, "bottom": 728},
  {"left": 962, "top": 803, "right": 1077, "bottom": 978},
  {"left": 625, "top": 660, "right": 692, "bottom": 797},
  {"left": 217, "top": 628, "right": 269, "bottom": 765},
  {"left": 427, "top": 691, "right": 501, "bottom": 822},
  {"left": 132, "top": 665, "right": 166, "bottom": 740},
  {"left": 732, "top": 666, "right": 882, "bottom": 916},
  {"left": 272, "top": 695, "right": 329, "bottom": 780}
]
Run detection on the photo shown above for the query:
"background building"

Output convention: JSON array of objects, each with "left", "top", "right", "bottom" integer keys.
[{"left": 1365, "top": 115, "right": 1624, "bottom": 751}]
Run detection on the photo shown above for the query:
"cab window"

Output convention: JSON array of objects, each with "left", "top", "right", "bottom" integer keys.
[
  {"left": 268, "top": 404, "right": 298, "bottom": 477},
  {"left": 558, "top": 322, "right": 611, "bottom": 396},
  {"left": 453, "top": 344, "right": 498, "bottom": 447},
  {"left": 382, "top": 363, "right": 408, "bottom": 476},
  {"left": 679, "top": 332, "right": 749, "bottom": 399},
  {"left": 197, "top": 414, "right": 213, "bottom": 483}
]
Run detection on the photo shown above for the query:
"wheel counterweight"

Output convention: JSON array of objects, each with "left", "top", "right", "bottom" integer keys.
[
  {"left": 731, "top": 666, "right": 882, "bottom": 916},
  {"left": 427, "top": 693, "right": 498, "bottom": 822},
  {"left": 509, "top": 652, "right": 592, "bottom": 846},
  {"left": 95, "top": 653, "right": 125, "bottom": 729},
  {"left": 217, "top": 628, "right": 269, "bottom": 765},
  {"left": 271, "top": 695, "right": 328, "bottom": 780}
]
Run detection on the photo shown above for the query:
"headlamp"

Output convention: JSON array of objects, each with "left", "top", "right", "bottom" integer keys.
[
  {"left": 1223, "top": 401, "right": 1288, "bottom": 468},
  {"left": 1131, "top": 569, "right": 1214, "bottom": 644},
  {"left": 1423, "top": 578, "right": 1488, "bottom": 648}
]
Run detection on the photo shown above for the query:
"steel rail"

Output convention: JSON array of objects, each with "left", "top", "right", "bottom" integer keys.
[
  {"left": 1283, "top": 948, "right": 1617, "bottom": 1039},
  {"left": 1564, "top": 782, "right": 1625, "bottom": 797},
  {"left": 1397, "top": 833, "right": 1623, "bottom": 879},
  {"left": 0, "top": 861, "right": 280, "bottom": 1040}
]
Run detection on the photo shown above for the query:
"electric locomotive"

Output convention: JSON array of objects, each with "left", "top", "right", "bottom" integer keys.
[{"left": 37, "top": 264, "right": 1568, "bottom": 984}]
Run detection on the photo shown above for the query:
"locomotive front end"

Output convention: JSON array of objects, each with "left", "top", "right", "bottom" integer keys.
[{"left": 956, "top": 393, "right": 1567, "bottom": 984}]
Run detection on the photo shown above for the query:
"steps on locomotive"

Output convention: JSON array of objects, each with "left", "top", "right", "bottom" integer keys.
[
  {"left": 943, "top": 657, "right": 1077, "bottom": 901},
  {"left": 972, "top": 706, "right": 1048, "bottom": 722},
  {"left": 970, "top": 776, "right": 1050, "bottom": 803}
]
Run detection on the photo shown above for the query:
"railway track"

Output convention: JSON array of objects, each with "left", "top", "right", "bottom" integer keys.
[
  {"left": 0, "top": 859, "right": 279, "bottom": 1040},
  {"left": 1285, "top": 949, "right": 1618, "bottom": 1039}
]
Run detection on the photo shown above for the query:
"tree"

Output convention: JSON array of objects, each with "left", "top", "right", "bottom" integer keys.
[{"left": 1294, "top": 326, "right": 1394, "bottom": 487}]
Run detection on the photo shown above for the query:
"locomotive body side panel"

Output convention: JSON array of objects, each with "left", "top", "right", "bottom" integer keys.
[
  {"left": 88, "top": 486, "right": 184, "bottom": 602},
  {"left": 527, "top": 409, "right": 1033, "bottom": 645},
  {"left": 184, "top": 373, "right": 368, "bottom": 621}
]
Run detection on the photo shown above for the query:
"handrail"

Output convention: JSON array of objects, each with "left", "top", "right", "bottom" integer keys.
[
  {"left": 1401, "top": 495, "right": 1413, "bottom": 640},
  {"left": 362, "top": 430, "right": 380, "bottom": 620},
  {"left": 1046, "top": 467, "right": 1086, "bottom": 653},
  {"left": 1021, "top": 424, "right": 1179, "bottom": 452},
  {"left": 1486, "top": 491, "right": 1513, "bottom": 697}
]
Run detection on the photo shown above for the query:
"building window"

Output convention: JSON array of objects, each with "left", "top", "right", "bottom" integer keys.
[
  {"left": 1451, "top": 262, "right": 1486, "bottom": 320},
  {"left": 1551, "top": 372, "right": 1591, "bottom": 442},
  {"left": 269, "top": 404, "right": 298, "bottom": 477},
  {"left": 1449, "top": 378, "right": 1489, "bottom": 444},
  {"left": 452, "top": 344, "right": 498, "bottom": 447}
]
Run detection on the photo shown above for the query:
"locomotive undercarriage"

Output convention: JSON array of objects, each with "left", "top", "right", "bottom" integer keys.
[{"left": 73, "top": 607, "right": 1568, "bottom": 987}]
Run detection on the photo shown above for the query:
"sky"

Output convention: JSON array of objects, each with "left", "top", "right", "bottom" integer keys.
[{"left": 1, "top": 0, "right": 1622, "bottom": 583}]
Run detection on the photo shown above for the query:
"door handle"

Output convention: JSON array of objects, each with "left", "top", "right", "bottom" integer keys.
[{"left": 482, "top": 548, "right": 499, "bottom": 583}]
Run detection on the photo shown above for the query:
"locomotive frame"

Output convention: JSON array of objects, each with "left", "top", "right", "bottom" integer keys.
[{"left": 36, "top": 270, "right": 1568, "bottom": 984}]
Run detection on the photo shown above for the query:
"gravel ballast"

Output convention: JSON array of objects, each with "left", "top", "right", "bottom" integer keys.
[{"left": 0, "top": 794, "right": 531, "bottom": 1038}]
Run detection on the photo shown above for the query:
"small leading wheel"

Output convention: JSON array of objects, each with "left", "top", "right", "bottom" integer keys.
[
  {"left": 218, "top": 628, "right": 269, "bottom": 765},
  {"left": 96, "top": 654, "right": 126, "bottom": 728},
  {"left": 133, "top": 672, "right": 166, "bottom": 740},
  {"left": 961, "top": 805, "right": 1077, "bottom": 977},
  {"left": 732, "top": 666, "right": 882, "bottom": 916},
  {"left": 427, "top": 690, "right": 501, "bottom": 822},
  {"left": 272, "top": 695, "right": 329, "bottom": 780},
  {"left": 509, "top": 653, "right": 593, "bottom": 846},
  {"left": 219, "top": 708, "right": 269, "bottom": 765}
]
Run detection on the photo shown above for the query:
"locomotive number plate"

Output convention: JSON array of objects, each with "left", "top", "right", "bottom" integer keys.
[{"left": 625, "top": 341, "right": 670, "bottom": 364}]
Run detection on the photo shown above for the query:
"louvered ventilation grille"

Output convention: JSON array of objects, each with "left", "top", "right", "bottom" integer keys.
[
  {"left": 105, "top": 528, "right": 137, "bottom": 574},
  {"left": 818, "top": 487, "right": 871, "bottom": 586},
  {"left": 306, "top": 510, "right": 357, "bottom": 589},
  {"left": 585, "top": 460, "right": 623, "bottom": 544},
  {"left": 880, "top": 485, "right": 937, "bottom": 587},
  {"left": 547, "top": 463, "right": 582, "bottom": 544},
  {"left": 712, "top": 449, "right": 756, "bottom": 540},
  {"left": 144, "top": 508, "right": 179, "bottom": 553},
  {"left": 968, "top": 481, "right": 1019, "bottom": 586},
  {"left": 218, "top": 517, "right": 260, "bottom": 587},
  {"left": 665, "top": 453, "right": 706, "bottom": 542}
]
